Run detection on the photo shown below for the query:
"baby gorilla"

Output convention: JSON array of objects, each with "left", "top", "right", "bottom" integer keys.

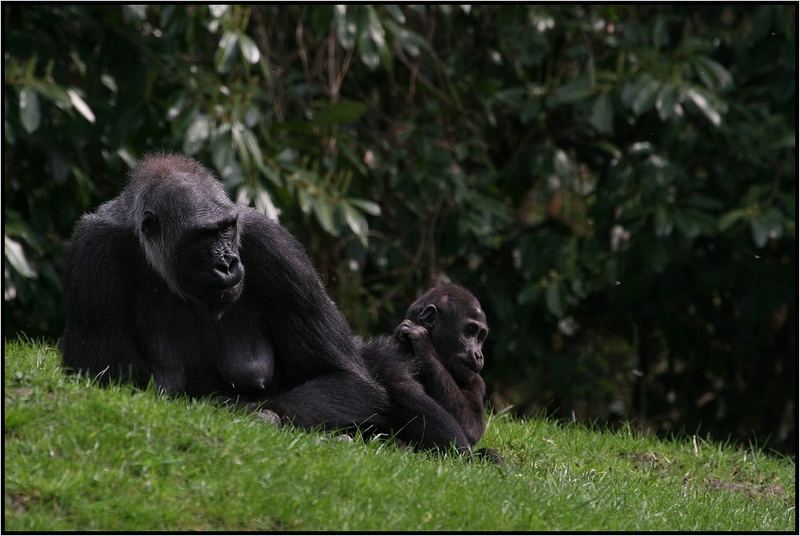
[{"left": 363, "top": 284, "right": 496, "bottom": 459}]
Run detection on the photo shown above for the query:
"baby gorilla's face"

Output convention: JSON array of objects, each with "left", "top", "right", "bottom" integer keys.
[{"left": 415, "top": 291, "right": 488, "bottom": 385}]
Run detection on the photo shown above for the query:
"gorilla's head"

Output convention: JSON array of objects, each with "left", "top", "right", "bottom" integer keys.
[
  {"left": 406, "top": 284, "right": 489, "bottom": 385},
  {"left": 128, "top": 154, "right": 244, "bottom": 309}
]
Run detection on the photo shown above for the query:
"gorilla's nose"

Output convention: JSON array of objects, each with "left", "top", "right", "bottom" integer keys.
[
  {"left": 213, "top": 256, "right": 243, "bottom": 288},
  {"left": 474, "top": 351, "right": 484, "bottom": 371}
]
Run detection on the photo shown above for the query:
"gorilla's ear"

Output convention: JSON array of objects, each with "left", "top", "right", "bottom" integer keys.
[
  {"left": 417, "top": 304, "right": 438, "bottom": 329},
  {"left": 141, "top": 211, "right": 158, "bottom": 237}
]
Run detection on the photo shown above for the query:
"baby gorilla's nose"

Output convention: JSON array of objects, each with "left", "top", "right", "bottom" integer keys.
[{"left": 473, "top": 350, "right": 484, "bottom": 371}]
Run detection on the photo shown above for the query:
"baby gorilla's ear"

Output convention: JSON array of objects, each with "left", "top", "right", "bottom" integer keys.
[{"left": 417, "top": 304, "right": 438, "bottom": 329}]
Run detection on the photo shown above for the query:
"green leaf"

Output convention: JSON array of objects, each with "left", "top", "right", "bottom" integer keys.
[
  {"left": 244, "top": 106, "right": 260, "bottom": 128},
  {"left": 552, "top": 76, "right": 593, "bottom": 106},
  {"left": 4, "top": 235, "right": 36, "bottom": 278},
  {"left": 216, "top": 32, "right": 239, "bottom": 73},
  {"left": 238, "top": 34, "right": 261, "bottom": 64},
  {"left": 334, "top": 5, "right": 357, "bottom": 49},
  {"left": 358, "top": 27, "right": 380, "bottom": 70},
  {"left": 654, "top": 205, "right": 673, "bottom": 237},
  {"left": 100, "top": 74, "right": 118, "bottom": 93},
  {"left": 655, "top": 83, "right": 681, "bottom": 120},
  {"left": 18, "top": 88, "right": 40, "bottom": 134},
  {"left": 384, "top": 5, "right": 406, "bottom": 23},
  {"left": 652, "top": 17, "right": 669, "bottom": 48},
  {"left": 183, "top": 114, "right": 212, "bottom": 155},
  {"left": 117, "top": 148, "right": 136, "bottom": 168},
  {"left": 545, "top": 282, "right": 565, "bottom": 317},
  {"left": 687, "top": 194, "right": 723, "bottom": 211},
  {"left": 258, "top": 162, "right": 282, "bottom": 187},
  {"left": 209, "top": 5, "right": 229, "bottom": 18},
  {"left": 349, "top": 198, "right": 381, "bottom": 216},
  {"left": 122, "top": 5, "right": 147, "bottom": 21},
  {"left": 359, "top": 7, "right": 390, "bottom": 71},
  {"left": 231, "top": 126, "right": 250, "bottom": 168},
  {"left": 694, "top": 57, "right": 732, "bottom": 90},
  {"left": 719, "top": 209, "right": 747, "bottom": 232},
  {"left": 384, "top": 20, "right": 428, "bottom": 57},
  {"left": 751, "top": 219, "right": 770, "bottom": 248},
  {"left": 685, "top": 87, "right": 721, "bottom": 126},
  {"left": 311, "top": 196, "right": 339, "bottom": 236},
  {"left": 342, "top": 203, "right": 369, "bottom": 246},
  {"left": 517, "top": 284, "right": 542, "bottom": 306},
  {"left": 553, "top": 149, "right": 572, "bottom": 177},
  {"left": 674, "top": 209, "right": 715, "bottom": 239},
  {"left": 520, "top": 99, "right": 542, "bottom": 124},
  {"left": 313, "top": 99, "right": 367, "bottom": 126},
  {"left": 211, "top": 129, "right": 235, "bottom": 171},
  {"left": 254, "top": 187, "right": 281, "bottom": 222},
  {"left": 297, "top": 188, "right": 312, "bottom": 215},
  {"left": 67, "top": 89, "right": 95, "bottom": 123},
  {"left": 750, "top": 208, "right": 783, "bottom": 248},
  {"left": 34, "top": 83, "right": 71, "bottom": 109},
  {"left": 674, "top": 211, "right": 700, "bottom": 239},
  {"left": 589, "top": 93, "right": 613, "bottom": 134},
  {"left": 241, "top": 128, "right": 263, "bottom": 167},
  {"left": 631, "top": 76, "right": 661, "bottom": 116}
]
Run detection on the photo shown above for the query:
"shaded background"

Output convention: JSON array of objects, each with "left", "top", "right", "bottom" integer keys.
[{"left": 3, "top": 5, "right": 796, "bottom": 453}]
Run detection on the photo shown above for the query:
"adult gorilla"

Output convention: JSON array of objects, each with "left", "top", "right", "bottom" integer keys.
[{"left": 61, "top": 153, "right": 387, "bottom": 428}]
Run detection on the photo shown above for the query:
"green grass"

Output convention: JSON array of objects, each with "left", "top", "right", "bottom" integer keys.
[{"left": 4, "top": 341, "right": 796, "bottom": 531}]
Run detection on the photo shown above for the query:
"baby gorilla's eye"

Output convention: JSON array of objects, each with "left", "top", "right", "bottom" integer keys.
[
  {"left": 477, "top": 329, "right": 488, "bottom": 344},
  {"left": 464, "top": 323, "right": 479, "bottom": 337}
]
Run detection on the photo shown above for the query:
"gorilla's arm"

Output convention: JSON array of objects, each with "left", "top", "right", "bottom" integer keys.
[
  {"left": 238, "top": 209, "right": 388, "bottom": 428},
  {"left": 61, "top": 216, "right": 155, "bottom": 388},
  {"left": 398, "top": 322, "right": 486, "bottom": 446},
  {"left": 362, "top": 337, "right": 472, "bottom": 453}
]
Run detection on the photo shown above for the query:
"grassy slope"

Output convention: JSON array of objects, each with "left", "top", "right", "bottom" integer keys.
[{"left": 3, "top": 341, "right": 796, "bottom": 531}]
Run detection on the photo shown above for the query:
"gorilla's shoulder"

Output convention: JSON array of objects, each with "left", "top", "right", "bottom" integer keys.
[
  {"left": 69, "top": 203, "right": 139, "bottom": 260},
  {"left": 73, "top": 209, "right": 133, "bottom": 241},
  {"left": 362, "top": 336, "right": 419, "bottom": 381},
  {"left": 237, "top": 206, "right": 308, "bottom": 257},
  {"left": 237, "top": 205, "right": 281, "bottom": 232}
]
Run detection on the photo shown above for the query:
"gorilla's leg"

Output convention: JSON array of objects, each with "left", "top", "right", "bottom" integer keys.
[
  {"left": 263, "top": 371, "right": 389, "bottom": 430},
  {"left": 386, "top": 386, "right": 473, "bottom": 454}
]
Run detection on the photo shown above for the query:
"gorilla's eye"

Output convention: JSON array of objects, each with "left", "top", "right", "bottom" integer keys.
[
  {"left": 218, "top": 217, "right": 237, "bottom": 234},
  {"left": 464, "top": 323, "right": 480, "bottom": 338},
  {"left": 477, "top": 328, "right": 488, "bottom": 344},
  {"left": 141, "top": 212, "right": 158, "bottom": 236}
]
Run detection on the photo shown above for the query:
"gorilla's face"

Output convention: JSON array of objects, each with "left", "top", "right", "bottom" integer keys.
[
  {"left": 137, "top": 178, "right": 245, "bottom": 309},
  {"left": 173, "top": 210, "right": 244, "bottom": 307},
  {"left": 411, "top": 288, "right": 488, "bottom": 386}
]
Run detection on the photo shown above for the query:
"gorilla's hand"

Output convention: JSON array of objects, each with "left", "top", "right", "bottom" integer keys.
[
  {"left": 393, "top": 319, "right": 427, "bottom": 342},
  {"left": 394, "top": 319, "right": 437, "bottom": 365}
]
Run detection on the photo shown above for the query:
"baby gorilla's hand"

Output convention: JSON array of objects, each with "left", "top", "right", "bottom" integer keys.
[
  {"left": 393, "top": 319, "right": 428, "bottom": 344},
  {"left": 394, "top": 319, "right": 437, "bottom": 363}
]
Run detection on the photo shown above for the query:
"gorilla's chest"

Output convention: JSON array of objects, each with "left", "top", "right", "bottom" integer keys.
[{"left": 134, "top": 285, "right": 275, "bottom": 396}]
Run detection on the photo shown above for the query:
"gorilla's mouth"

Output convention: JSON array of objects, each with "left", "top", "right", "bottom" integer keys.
[
  {"left": 217, "top": 279, "right": 244, "bottom": 303},
  {"left": 191, "top": 276, "right": 243, "bottom": 309},
  {"left": 458, "top": 356, "right": 481, "bottom": 375}
]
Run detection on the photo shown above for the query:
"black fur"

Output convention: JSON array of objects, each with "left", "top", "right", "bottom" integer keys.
[
  {"left": 362, "top": 284, "right": 489, "bottom": 453},
  {"left": 61, "top": 154, "right": 387, "bottom": 428}
]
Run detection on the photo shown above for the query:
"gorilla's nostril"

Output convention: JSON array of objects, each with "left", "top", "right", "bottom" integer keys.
[{"left": 216, "top": 256, "right": 240, "bottom": 275}]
